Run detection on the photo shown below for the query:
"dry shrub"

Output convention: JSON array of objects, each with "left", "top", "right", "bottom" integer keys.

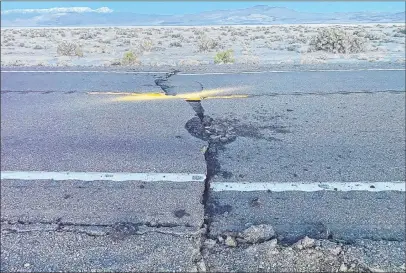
[
  {"left": 116, "top": 29, "right": 129, "bottom": 35},
  {"left": 197, "top": 35, "right": 219, "bottom": 52},
  {"left": 393, "top": 28, "right": 406, "bottom": 37},
  {"left": 79, "top": 32, "right": 95, "bottom": 40},
  {"left": 57, "top": 41, "right": 84, "bottom": 57},
  {"left": 353, "top": 30, "right": 382, "bottom": 41},
  {"left": 121, "top": 51, "right": 139, "bottom": 65},
  {"left": 169, "top": 41, "right": 182, "bottom": 47},
  {"left": 309, "top": 28, "right": 367, "bottom": 54},
  {"left": 214, "top": 49, "right": 234, "bottom": 64},
  {"left": 139, "top": 38, "right": 153, "bottom": 52}
]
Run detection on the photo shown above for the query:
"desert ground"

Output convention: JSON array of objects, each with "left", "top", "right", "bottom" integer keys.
[{"left": 1, "top": 24, "right": 405, "bottom": 67}]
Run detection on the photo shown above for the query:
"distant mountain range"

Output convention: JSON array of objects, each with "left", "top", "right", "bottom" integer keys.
[{"left": 1, "top": 5, "right": 405, "bottom": 27}]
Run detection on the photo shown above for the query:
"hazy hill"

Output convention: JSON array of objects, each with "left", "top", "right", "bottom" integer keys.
[{"left": 1, "top": 5, "right": 405, "bottom": 27}]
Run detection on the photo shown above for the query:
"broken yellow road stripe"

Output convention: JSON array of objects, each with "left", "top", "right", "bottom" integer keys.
[{"left": 88, "top": 86, "right": 250, "bottom": 101}]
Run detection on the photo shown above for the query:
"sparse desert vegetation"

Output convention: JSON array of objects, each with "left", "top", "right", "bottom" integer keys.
[
  {"left": 309, "top": 28, "right": 366, "bottom": 54},
  {"left": 57, "top": 41, "right": 84, "bottom": 57},
  {"left": 1, "top": 24, "right": 404, "bottom": 67},
  {"left": 214, "top": 49, "right": 235, "bottom": 64},
  {"left": 138, "top": 38, "right": 153, "bottom": 52},
  {"left": 121, "top": 51, "right": 139, "bottom": 66},
  {"left": 169, "top": 41, "right": 182, "bottom": 48}
]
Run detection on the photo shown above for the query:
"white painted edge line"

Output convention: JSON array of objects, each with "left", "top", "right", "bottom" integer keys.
[
  {"left": 1, "top": 68, "right": 404, "bottom": 75},
  {"left": 0, "top": 171, "right": 206, "bottom": 182},
  {"left": 0, "top": 71, "right": 167, "bottom": 74},
  {"left": 211, "top": 181, "right": 406, "bottom": 192},
  {"left": 179, "top": 68, "right": 406, "bottom": 76}
]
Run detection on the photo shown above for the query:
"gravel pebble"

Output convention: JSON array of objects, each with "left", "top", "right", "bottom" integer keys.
[
  {"left": 217, "top": 236, "right": 224, "bottom": 243},
  {"left": 239, "top": 224, "right": 275, "bottom": 244},
  {"left": 339, "top": 263, "right": 348, "bottom": 272},
  {"left": 224, "top": 236, "right": 237, "bottom": 247},
  {"left": 293, "top": 236, "right": 316, "bottom": 250}
]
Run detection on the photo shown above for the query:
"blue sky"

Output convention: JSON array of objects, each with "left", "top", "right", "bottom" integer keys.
[{"left": 1, "top": 1, "right": 405, "bottom": 14}]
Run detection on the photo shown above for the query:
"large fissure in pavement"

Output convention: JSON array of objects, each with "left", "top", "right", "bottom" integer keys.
[
  {"left": 154, "top": 69, "right": 234, "bottom": 195},
  {"left": 184, "top": 98, "right": 240, "bottom": 271},
  {"left": 182, "top": 86, "right": 288, "bottom": 243},
  {"left": 154, "top": 69, "right": 234, "bottom": 270},
  {"left": 154, "top": 68, "right": 238, "bottom": 247},
  {"left": 184, "top": 101, "right": 238, "bottom": 181},
  {"left": 154, "top": 69, "right": 180, "bottom": 95}
]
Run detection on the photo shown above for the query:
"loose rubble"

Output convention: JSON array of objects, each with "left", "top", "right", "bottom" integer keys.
[
  {"left": 224, "top": 236, "right": 238, "bottom": 247},
  {"left": 238, "top": 224, "right": 276, "bottom": 244},
  {"left": 202, "top": 227, "right": 405, "bottom": 272},
  {"left": 292, "top": 236, "right": 316, "bottom": 250}
]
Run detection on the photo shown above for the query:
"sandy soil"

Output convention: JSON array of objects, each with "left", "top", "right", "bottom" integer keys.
[{"left": 1, "top": 24, "right": 405, "bottom": 67}]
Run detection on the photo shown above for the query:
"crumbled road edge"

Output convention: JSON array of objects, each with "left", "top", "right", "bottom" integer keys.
[{"left": 202, "top": 233, "right": 406, "bottom": 272}]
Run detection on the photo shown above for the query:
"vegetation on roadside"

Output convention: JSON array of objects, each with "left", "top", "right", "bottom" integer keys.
[
  {"left": 309, "top": 28, "right": 367, "bottom": 54},
  {"left": 397, "top": 28, "right": 406, "bottom": 35},
  {"left": 139, "top": 38, "right": 153, "bottom": 52},
  {"left": 214, "top": 49, "right": 234, "bottom": 64},
  {"left": 197, "top": 35, "right": 220, "bottom": 52},
  {"left": 121, "top": 51, "right": 138, "bottom": 65},
  {"left": 57, "top": 41, "right": 84, "bottom": 57},
  {"left": 169, "top": 41, "right": 182, "bottom": 47}
]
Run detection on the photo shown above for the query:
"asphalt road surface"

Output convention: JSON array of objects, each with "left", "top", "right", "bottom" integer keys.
[{"left": 1, "top": 65, "right": 405, "bottom": 272}]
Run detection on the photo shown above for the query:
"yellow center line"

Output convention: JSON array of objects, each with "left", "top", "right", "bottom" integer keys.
[{"left": 87, "top": 86, "right": 250, "bottom": 102}]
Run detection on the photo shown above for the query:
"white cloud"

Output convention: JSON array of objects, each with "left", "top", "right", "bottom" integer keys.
[{"left": 1, "top": 7, "right": 113, "bottom": 15}]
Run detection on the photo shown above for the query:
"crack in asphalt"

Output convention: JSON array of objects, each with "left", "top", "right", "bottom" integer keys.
[
  {"left": 162, "top": 73, "right": 240, "bottom": 271},
  {"left": 1, "top": 219, "right": 195, "bottom": 237},
  {"left": 2, "top": 70, "right": 403, "bottom": 271},
  {"left": 175, "top": 70, "right": 405, "bottom": 269},
  {"left": 154, "top": 69, "right": 180, "bottom": 95},
  {"left": 183, "top": 101, "right": 242, "bottom": 272}
]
